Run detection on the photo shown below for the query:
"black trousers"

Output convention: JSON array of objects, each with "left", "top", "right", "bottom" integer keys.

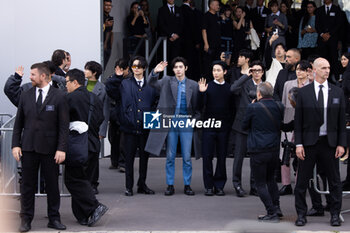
[
  {"left": 251, "top": 151, "right": 280, "bottom": 215},
  {"left": 318, "top": 38, "right": 339, "bottom": 76},
  {"left": 308, "top": 162, "right": 331, "bottom": 210},
  {"left": 124, "top": 132, "right": 150, "bottom": 190},
  {"left": 86, "top": 151, "right": 99, "bottom": 189},
  {"left": 203, "top": 47, "right": 221, "bottom": 80},
  {"left": 232, "top": 131, "right": 255, "bottom": 189},
  {"left": 64, "top": 165, "right": 99, "bottom": 221},
  {"left": 202, "top": 129, "right": 229, "bottom": 189},
  {"left": 294, "top": 136, "right": 342, "bottom": 216},
  {"left": 20, "top": 151, "right": 60, "bottom": 222},
  {"left": 108, "top": 121, "right": 125, "bottom": 168}
]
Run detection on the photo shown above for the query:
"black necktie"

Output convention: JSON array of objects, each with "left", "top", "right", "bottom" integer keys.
[
  {"left": 36, "top": 89, "right": 43, "bottom": 111},
  {"left": 326, "top": 6, "right": 329, "bottom": 15},
  {"left": 170, "top": 6, "right": 174, "bottom": 15},
  {"left": 318, "top": 85, "right": 324, "bottom": 123},
  {"left": 137, "top": 81, "right": 142, "bottom": 88},
  {"left": 260, "top": 7, "right": 263, "bottom": 16}
]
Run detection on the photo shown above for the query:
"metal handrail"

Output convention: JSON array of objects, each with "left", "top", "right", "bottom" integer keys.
[{"left": 145, "top": 36, "right": 167, "bottom": 76}]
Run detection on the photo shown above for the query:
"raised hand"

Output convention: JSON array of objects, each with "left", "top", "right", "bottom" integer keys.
[
  {"left": 15, "top": 66, "right": 24, "bottom": 77},
  {"left": 115, "top": 66, "right": 124, "bottom": 76},
  {"left": 154, "top": 61, "right": 168, "bottom": 73},
  {"left": 198, "top": 78, "right": 208, "bottom": 92}
]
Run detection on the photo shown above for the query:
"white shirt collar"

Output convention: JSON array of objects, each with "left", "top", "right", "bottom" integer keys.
[
  {"left": 168, "top": 3, "right": 175, "bottom": 12},
  {"left": 36, "top": 84, "right": 50, "bottom": 103},
  {"left": 214, "top": 79, "right": 225, "bottom": 85},
  {"left": 314, "top": 79, "right": 328, "bottom": 90},
  {"left": 134, "top": 77, "right": 144, "bottom": 87},
  {"left": 272, "top": 11, "right": 280, "bottom": 16},
  {"left": 325, "top": 3, "right": 332, "bottom": 9}
]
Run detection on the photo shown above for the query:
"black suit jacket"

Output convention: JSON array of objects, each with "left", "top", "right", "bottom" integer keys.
[
  {"left": 315, "top": 4, "right": 342, "bottom": 39},
  {"left": 157, "top": 5, "right": 183, "bottom": 38},
  {"left": 294, "top": 82, "right": 347, "bottom": 148},
  {"left": 12, "top": 86, "right": 69, "bottom": 155},
  {"left": 180, "top": 4, "right": 199, "bottom": 45},
  {"left": 252, "top": 6, "right": 271, "bottom": 34},
  {"left": 67, "top": 86, "right": 104, "bottom": 153},
  {"left": 273, "top": 68, "right": 297, "bottom": 101}
]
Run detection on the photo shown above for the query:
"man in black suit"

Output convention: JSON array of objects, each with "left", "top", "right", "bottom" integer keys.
[
  {"left": 294, "top": 58, "right": 346, "bottom": 227},
  {"left": 315, "top": 0, "right": 342, "bottom": 78},
  {"left": 157, "top": 0, "right": 183, "bottom": 65},
  {"left": 252, "top": 0, "right": 271, "bottom": 59},
  {"left": 51, "top": 49, "right": 68, "bottom": 76},
  {"left": 65, "top": 69, "right": 108, "bottom": 226},
  {"left": 180, "top": 0, "right": 200, "bottom": 81},
  {"left": 273, "top": 48, "right": 300, "bottom": 101},
  {"left": 12, "top": 63, "right": 69, "bottom": 232}
]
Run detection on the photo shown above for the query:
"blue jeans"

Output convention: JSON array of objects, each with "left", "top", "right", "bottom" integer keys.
[{"left": 166, "top": 127, "right": 193, "bottom": 185}]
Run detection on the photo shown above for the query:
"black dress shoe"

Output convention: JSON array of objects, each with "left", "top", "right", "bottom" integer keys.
[
  {"left": 214, "top": 188, "right": 225, "bottom": 196},
  {"left": 19, "top": 220, "right": 31, "bottom": 232},
  {"left": 249, "top": 188, "right": 258, "bottom": 196},
  {"left": 184, "top": 185, "right": 195, "bottom": 195},
  {"left": 88, "top": 203, "right": 108, "bottom": 227},
  {"left": 47, "top": 220, "right": 66, "bottom": 230},
  {"left": 78, "top": 218, "right": 88, "bottom": 226},
  {"left": 137, "top": 185, "right": 155, "bottom": 194},
  {"left": 234, "top": 186, "right": 246, "bottom": 197},
  {"left": 295, "top": 215, "right": 307, "bottom": 226},
  {"left": 330, "top": 214, "right": 341, "bottom": 226},
  {"left": 275, "top": 206, "right": 283, "bottom": 218},
  {"left": 279, "top": 184, "right": 293, "bottom": 196},
  {"left": 125, "top": 189, "right": 133, "bottom": 196},
  {"left": 258, "top": 213, "right": 279, "bottom": 223},
  {"left": 307, "top": 207, "right": 324, "bottom": 216},
  {"left": 204, "top": 188, "right": 214, "bottom": 196},
  {"left": 164, "top": 185, "right": 175, "bottom": 196}
]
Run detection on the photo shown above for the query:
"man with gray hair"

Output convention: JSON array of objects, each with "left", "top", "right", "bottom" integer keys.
[{"left": 242, "top": 81, "right": 284, "bottom": 222}]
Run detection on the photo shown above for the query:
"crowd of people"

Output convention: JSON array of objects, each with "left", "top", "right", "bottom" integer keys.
[{"left": 3, "top": 0, "right": 350, "bottom": 232}]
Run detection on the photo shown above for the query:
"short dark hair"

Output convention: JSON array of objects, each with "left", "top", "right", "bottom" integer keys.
[
  {"left": 274, "top": 42, "right": 286, "bottom": 51},
  {"left": 288, "top": 48, "right": 301, "bottom": 59},
  {"left": 342, "top": 52, "right": 350, "bottom": 60},
  {"left": 296, "top": 60, "right": 312, "bottom": 71},
  {"left": 238, "top": 49, "right": 254, "bottom": 61},
  {"left": 104, "top": 0, "right": 112, "bottom": 2},
  {"left": 114, "top": 58, "right": 129, "bottom": 69},
  {"left": 66, "top": 69, "right": 86, "bottom": 86},
  {"left": 51, "top": 49, "right": 66, "bottom": 67},
  {"left": 249, "top": 60, "right": 265, "bottom": 71},
  {"left": 288, "top": 87, "right": 299, "bottom": 103},
  {"left": 31, "top": 63, "right": 50, "bottom": 77},
  {"left": 130, "top": 56, "right": 148, "bottom": 69},
  {"left": 42, "top": 60, "right": 57, "bottom": 75},
  {"left": 307, "top": 54, "right": 320, "bottom": 64},
  {"left": 84, "top": 61, "right": 103, "bottom": 79},
  {"left": 208, "top": 0, "right": 219, "bottom": 8},
  {"left": 171, "top": 57, "right": 188, "bottom": 68},
  {"left": 268, "top": 0, "right": 279, "bottom": 8},
  {"left": 212, "top": 60, "right": 228, "bottom": 71}
]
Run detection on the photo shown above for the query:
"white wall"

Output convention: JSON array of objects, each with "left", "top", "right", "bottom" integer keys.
[{"left": 0, "top": 0, "right": 101, "bottom": 115}]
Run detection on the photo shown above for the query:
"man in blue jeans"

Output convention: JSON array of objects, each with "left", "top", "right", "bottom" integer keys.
[{"left": 146, "top": 57, "right": 200, "bottom": 196}]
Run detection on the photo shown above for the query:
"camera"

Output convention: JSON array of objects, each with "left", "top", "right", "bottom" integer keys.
[{"left": 281, "top": 139, "right": 296, "bottom": 166}]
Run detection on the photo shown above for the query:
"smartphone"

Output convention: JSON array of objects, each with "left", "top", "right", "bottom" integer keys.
[{"left": 273, "top": 28, "right": 278, "bottom": 35}]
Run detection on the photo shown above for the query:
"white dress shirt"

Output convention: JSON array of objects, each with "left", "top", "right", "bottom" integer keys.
[
  {"left": 168, "top": 3, "right": 175, "bottom": 14},
  {"left": 314, "top": 80, "right": 328, "bottom": 136},
  {"left": 134, "top": 77, "right": 144, "bottom": 87},
  {"left": 36, "top": 84, "right": 50, "bottom": 103}
]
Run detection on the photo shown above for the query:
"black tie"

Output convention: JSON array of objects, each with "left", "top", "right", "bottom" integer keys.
[
  {"left": 260, "top": 7, "right": 263, "bottom": 16},
  {"left": 326, "top": 6, "right": 329, "bottom": 15},
  {"left": 137, "top": 81, "right": 142, "bottom": 88},
  {"left": 170, "top": 6, "right": 174, "bottom": 15},
  {"left": 36, "top": 89, "right": 43, "bottom": 112},
  {"left": 318, "top": 85, "right": 324, "bottom": 123}
]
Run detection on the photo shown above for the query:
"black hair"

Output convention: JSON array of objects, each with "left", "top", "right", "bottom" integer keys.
[
  {"left": 130, "top": 1, "right": 139, "bottom": 15},
  {"left": 114, "top": 58, "right": 129, "bottom": 69},
  {"left": 238, "top": 49, "right": 254, "bottom": 62},
  {"left": 31, "top": 63, "right": 50, "bottom": 77},
  {"left": 84, "top": 61, "right": 103, "bottom": 79},
  {"left": 51, "top": 49, "right": 66, "bottom": 67},
  {"left": 208, "top": 0, "right": 219, "bottom": 8},
  {"left": 342, "top": 52, "right": 350, "bottom": 60},
  {"left": 104, "top": 0, "right": 112, "bottom": 2},
  {"left": 66, "top": 69, "right": 86, "bottom": 86},
  {"left": 235, "top": 6, "right": 245, "bottom": 13},
  {"left": 249, "top": 60, "right": 265, "bottom": 71},
  {"left": 302, "top": 1, "right": 316, "bottom": 29},
  {"left": 268, "top": 0, "right": 279, "bottom": 8},
  {"left": 296, "top": 60, "right": 312, "bottom": 71},
  {"left": 212, "top": 60, "right": 228, "bottom": 71},
  {"left": 288, "top": 87, "right": 299, "bottom": 103},
  {"left": 307, "top": 54, "right": 320, "bottom": 64},
  {"left": 274, "top": 42, "right": 287, "bottom": 51},
  {"left": 42, "top": 60, "right": 57, "bottom": 75},
  {"left": 171, "top": 57, "right": 188, "bottom": 68},
  {"left": 130, "top": 56, "right": 148, "bottom": 69}
]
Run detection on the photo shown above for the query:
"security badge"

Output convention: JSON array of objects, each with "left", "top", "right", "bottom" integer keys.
[
  {"left": 332, "top": 98, "right": 340, "bottom": 104},
  {"left": 330, "top": 12, "right": 335, "bottom": 16},
  {"left": 46, "top": 105, "right": 55, "bottom": 111}
]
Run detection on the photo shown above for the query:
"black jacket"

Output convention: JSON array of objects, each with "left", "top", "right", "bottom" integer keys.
[
  {"left": 273, "top": 68, "right": 297, "bottom": 101},
  {"left": 105, "top": 74, "right": 124, "bottom": 123},
  {"left": 67, "top": 86, "right": 104, "bottom": 153},
  {"left": 12, "top": 86, "right": 69, "bottom": 154},
  {"left": 294, "top": 82, "right": 347, "bottom": 147},
  {"left": 157, "top": 5, "right": 183, "bottom": 38},
  {"left": 315, "top": 4, "right": 342, "bottom": 40},
  {"left": 342, "top": 65, "right": 350, "bottom": 115},
  {"left": 242, "top": 98, "right": 284, "bottom": 153}
]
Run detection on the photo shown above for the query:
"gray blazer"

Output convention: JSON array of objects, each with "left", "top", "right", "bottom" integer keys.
[
  {"left": 145, "top": 70, "right": 201, "bottom": 157},
  {"left": 92, "top": 81, "right": 110, "bottom": 137}
]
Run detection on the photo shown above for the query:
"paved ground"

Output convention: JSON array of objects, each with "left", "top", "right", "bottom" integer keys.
[{"left": 1, "top": 157, "right": 350, "bottom": 232}]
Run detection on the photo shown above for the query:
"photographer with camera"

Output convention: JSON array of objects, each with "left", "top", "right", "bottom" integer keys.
[
  {"left": 230, "top": 60, "right": 264, "bottom": 197},
  {"left": 242, "top": 81, "right": 284, "bottom": 222}
]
